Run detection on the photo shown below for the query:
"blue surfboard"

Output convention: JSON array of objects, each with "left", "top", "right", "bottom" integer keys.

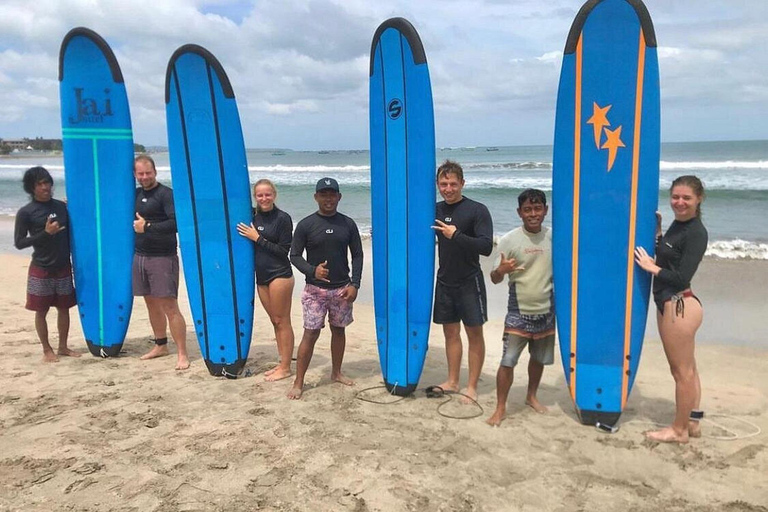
[
  {"left": 370, "top": 18, "right": 436, "bottom": 396},
  {"left": 165, "top": 45, "right": 255, "bottom": 377},
  {"left": 59, "top": 27, "right": 135, "bottom": 358},
  {"left": 553, "top": 0, "right": 660, "bottom": 426}
]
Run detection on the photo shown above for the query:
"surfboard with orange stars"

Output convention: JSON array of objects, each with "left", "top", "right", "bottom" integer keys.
[{"left": 552, "top": 0, "right": 660, "bottom": 428}]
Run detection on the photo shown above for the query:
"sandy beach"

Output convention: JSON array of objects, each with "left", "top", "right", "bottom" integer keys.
[{"left": 1, "top": 240, "right": 767, "bottom": 511}]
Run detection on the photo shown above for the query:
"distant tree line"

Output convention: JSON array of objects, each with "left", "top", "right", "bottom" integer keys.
[{"left": 0, "top": 137, "right": 145, "bottom": 154}]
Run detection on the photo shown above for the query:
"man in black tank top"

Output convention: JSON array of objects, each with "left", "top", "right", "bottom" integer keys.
[
  {"left": 431, "top": 161, "right": 493, "bottom": 402},
  {"left": 132, "top": 155, "right": 189, "bottom": 370},
  {"left": 287, "top": 177, "right": 363, "bottom": 399}
]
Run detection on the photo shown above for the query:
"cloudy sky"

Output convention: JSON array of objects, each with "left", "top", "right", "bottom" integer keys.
[{"left": 1, "top": 0, "right": 766, "bottom": 150}]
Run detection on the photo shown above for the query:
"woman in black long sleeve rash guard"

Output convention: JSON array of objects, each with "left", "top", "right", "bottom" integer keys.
[
  {"left": 635, "top": 175, "right": 708, "bottom": 444},
  {"left": 237, "top": 179, "right": 295, "bottom": 382}
]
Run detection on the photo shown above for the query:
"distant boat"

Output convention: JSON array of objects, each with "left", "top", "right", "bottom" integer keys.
[
  {"left": 271, "top": 151, "right": 285, "bottom": 156},
  {"left": 486, "top": 147, "right": 499, "bottom": 152},
  {"left": 318, "top": 150, "right": 331, "bottom": 154}
]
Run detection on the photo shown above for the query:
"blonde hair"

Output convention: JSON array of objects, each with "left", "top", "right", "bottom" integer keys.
[{"left": 253, "top": 179, "right": 277, "bottom": 212}]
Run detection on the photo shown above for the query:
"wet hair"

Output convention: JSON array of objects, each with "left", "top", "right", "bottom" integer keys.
[
  {"left": 436, "top": 160, "right": 464, "bottom": 182},
  {"left": 517, "top": 188, "right": 547, "bottom": 208},
  {"left": 134, "top": 154, "right": 156, "bottom": 171},
  {"left": 670, "top": 175, "right": 705, "bottom": 218},
  {"left": 22, "top": 166, "right": 53, "bottom": 197},
  {"left": 253, "top": 178, "right": 277, "bottom": 212}
]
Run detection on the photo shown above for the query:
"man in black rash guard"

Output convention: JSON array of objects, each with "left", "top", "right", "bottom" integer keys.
[
  {"left": 431, "top": 160, "right": 493, "bottom": 402},
  {"left": 132, "top": 155, "right": 189, "bottom": 370},
  {"left": 14, "top": 166, "right": 80, "bottom": 363},
  {"left": 287, "top": 177, "right": 363, "bottom": 400}
]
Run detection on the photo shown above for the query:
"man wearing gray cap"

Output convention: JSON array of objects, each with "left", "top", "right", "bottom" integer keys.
[{"left": 287, "top": 177, "right": 364, "bottom": 399}]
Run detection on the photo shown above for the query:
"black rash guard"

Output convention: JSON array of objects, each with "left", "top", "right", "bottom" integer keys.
[
  {"left": 252, "top": 206, "right": 293, "bottom": 285},
  {"left": 290, "top": 212, "right": 363, "bottom": 290},
  {"left": 653, "top": 216, "right": 708, "bottom": 309},
  {"left": 435, "top": 196, "right": 494, "bottom": 286},
  {"left": 14, "top": 198, "right": 71, "bottom": 269},
  {"left": 134, "top": 183, "right": 177, "bottom": 257}
]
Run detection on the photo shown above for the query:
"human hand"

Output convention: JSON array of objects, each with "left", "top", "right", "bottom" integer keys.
[
  {"left": 431, "top": 219, "right": 457, "bottom": 239},
  {"left": 314, "top": 260, "right": 330, "bottom": 282},
  {"left": 634, "top": 246, "right": 659, "bottom": 274},
  {"left": 236, "top": 222, "right": 259, "bottom": 242},
  {"left": 340, "top": 284, "right": 358, "bottom": 303},
  {"left": 44, "top": 216, "right": 65, "bottom": 235},
  {"left": 497, "top": 253, "right": 524, "bottom": 275},
  {"left": 655, "top": 211, "right": 662, "bottom": 238},
  {"left": 133, "top": 213, "right": 147, "bottom": 233}
]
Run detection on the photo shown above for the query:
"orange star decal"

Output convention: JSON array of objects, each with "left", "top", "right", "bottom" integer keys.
[
  {"left": 601, "top": 126, "right": 625, "bottom": 172},
  {"left": 586, "top": 102, "right": 611, "bottom": 148}
]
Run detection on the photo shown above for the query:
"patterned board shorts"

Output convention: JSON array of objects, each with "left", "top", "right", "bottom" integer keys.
[
  {"left": 26, "top": 263, "right": 77, "bottom": 312},
  {"left": 301, "top": 284, "right": 354, "bottom": 330}
]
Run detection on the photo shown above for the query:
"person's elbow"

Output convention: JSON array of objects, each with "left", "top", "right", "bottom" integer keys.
[{"left": 480, "top": 239, "right": 493, "bottom": 256}]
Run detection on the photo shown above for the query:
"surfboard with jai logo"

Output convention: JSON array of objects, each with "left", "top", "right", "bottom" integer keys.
[{"left": 59, "top": 27, "right": 135, "bottom": 358}]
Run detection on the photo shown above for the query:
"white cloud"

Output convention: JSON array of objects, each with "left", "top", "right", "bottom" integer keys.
[{"left": 0, "top": 0, "right": 766, "bottom": 148}]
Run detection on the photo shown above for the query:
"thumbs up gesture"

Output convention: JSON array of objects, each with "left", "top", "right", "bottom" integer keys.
[{"left": 133, "top": 212, "right": 147, "bottom": 233}]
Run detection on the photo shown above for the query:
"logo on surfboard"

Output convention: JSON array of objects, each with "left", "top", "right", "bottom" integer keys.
[
  {"left": 387, "top": 99, "right": 403, "bottom": 120},
  {"left": 586, "top": 102, "right": 625, "bottom": 172},
  {"left": 69, "top": 87, "right": 114, "bottom": 124}
]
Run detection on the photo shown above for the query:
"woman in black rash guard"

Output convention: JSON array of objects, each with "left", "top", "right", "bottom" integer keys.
[
  {"left": 635, "top": 175, "right": 708, "bottom": 443},
  {"left": 237, "top": 179, "right": 295, "bottom": 382}
]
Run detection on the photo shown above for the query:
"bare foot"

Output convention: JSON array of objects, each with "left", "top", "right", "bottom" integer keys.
[
  {"left": 140, "top": 345, "right": 169, "bottom": 360},
  {"left": 486, "top": 408, "right": 506, "bottom": 427},
  {"left": 287, "top": 383, "right": 303, "bottom": 400},
  {"left": 436, "top": 380, "right": 460, "bottom": 393},
  {"left": 525, "top": 397, "right": 548, "bottom": 413},
  {"left": 689, "top": 422, "right": 702, "bottom": 438},
  {"left": 265, "top": 367, "right": 292, "bottom": 382},
  {"left": 175, "top": 355, "right": 190, "bottom": 371},
  {"left": 460, "top": 387, "right": 478, "bottom": 404},
  {"left": 264, "top": 366, "right": 278, "bottom": 377},
  {"left": 42, "top": 351, "right": 59, "bottom": 363},
  {"left": 331, "top": 373, "right": 354, "bottom": 386},
  {"left": 644, "top": 426, "right": 689, "bottom": 444},
  {"left": 57, "top": 347, "right": 81, "bottom": 358}
]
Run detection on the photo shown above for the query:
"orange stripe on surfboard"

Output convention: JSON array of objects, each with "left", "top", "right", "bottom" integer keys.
[
  {"left": 569, "top": 34, "right": 583, "bottom": 402},
  {"left": 622, "top": 32, "right": 646, "bottom": 408}
]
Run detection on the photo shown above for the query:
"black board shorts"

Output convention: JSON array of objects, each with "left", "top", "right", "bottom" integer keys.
[{"left": 433, "top": 273, "right": 487, "bottom": 327}]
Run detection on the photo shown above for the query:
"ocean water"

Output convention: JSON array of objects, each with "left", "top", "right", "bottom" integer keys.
[{"left": 1, "top": 140, "right": 766, "bottom": 259}]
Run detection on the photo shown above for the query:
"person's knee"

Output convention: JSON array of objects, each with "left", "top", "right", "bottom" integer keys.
[
  {"left": 270, "top": 314, "right": 290, "bottom": 330},
  {"left": 670, "top": 363, "right": 696, "bottom": 383},
  {"left": 329, "top": 325, "right": 345, "bottom": 337},
  {"left": 466, "top": 326, "right": 485, "bottom": 345}
]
